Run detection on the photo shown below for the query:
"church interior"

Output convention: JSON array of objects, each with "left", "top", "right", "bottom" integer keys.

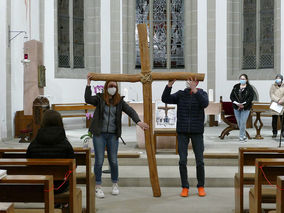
[{"left": 0, "top": 0, "right": 284, "bottom": 213}]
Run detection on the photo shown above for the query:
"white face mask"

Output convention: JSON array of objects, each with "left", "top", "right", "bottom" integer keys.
[
  {"left": 107, "top": 87, "right": 117, "bottom": 96},
  {"left": 185, "top": 81, "right": 190, "bottom": 88}
]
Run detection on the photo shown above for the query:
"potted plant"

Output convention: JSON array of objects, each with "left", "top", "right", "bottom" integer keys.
[{"left": 80, "top": 131, "right": 92, "bottom": 149}]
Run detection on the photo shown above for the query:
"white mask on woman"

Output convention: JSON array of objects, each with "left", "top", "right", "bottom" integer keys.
[{"left": 107, "top": 87, "right": 117, "bottom": 96}]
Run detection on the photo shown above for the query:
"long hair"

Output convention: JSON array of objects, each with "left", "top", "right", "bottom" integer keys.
[
  {"left": 103, "top": 81, "right": 121, "bottom": 106},
  {"left": 239, "top": 74, "right": 250, "bottom": 85},
  {"left": 41, "top": 110, "right": 64, "bottom": 128}
]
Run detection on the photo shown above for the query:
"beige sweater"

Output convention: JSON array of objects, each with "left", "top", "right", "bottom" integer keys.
[{"left": 270, "top": 83, "right": 284, "bottom": 114}]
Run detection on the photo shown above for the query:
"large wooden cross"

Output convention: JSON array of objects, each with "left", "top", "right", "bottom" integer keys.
[
  {"left": 158, "top": 104, "right": 175, "bottom": 118},
  {"left": 89, "top": 24, "right": 205, "bottom": 197}
]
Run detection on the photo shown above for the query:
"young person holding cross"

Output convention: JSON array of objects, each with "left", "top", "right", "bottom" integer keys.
[
  {"left": 85, "top": 73, "right": 149, "bottom": 198},
  {"left": 162, "top": 77, "right": 209, "bottom": 197}
]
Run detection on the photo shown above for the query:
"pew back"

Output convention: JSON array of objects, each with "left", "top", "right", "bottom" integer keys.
[
  {"left": 0, "top": 159, "right": 77, "bottom": 213},
  {"left": 0, "top": 175, "right": 54, "bottom": 213}
]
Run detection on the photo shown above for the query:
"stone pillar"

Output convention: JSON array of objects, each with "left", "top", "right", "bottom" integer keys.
[{"left": 24, "top": 40, "right": 44, "bottom": 115}]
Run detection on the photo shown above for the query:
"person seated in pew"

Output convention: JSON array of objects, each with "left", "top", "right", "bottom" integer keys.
[
  {"left": 26, "top": 109, "right": 75, "bottom": 195},
  {"left": 85, "top": 73, "right": 149, "bottom": 198},
  {"left": 269, "top": 74, "right": 284, "bottom": 138},
  {"left": 230, "top": 74, "right": 254, "bottom": 142}
]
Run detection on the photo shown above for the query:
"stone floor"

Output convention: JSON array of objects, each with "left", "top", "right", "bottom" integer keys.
[{"left": 1, "top": 120, "right": 281, "bottom": 213}]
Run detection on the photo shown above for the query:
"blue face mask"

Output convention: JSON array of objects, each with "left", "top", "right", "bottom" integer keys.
[
  {"left": 240, "top": 79, "right": 246, "bottom": 85},
  {"left": 275, "top": 79, "right": 282, "bottom": 84}
]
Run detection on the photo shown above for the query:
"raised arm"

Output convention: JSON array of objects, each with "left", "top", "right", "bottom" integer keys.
[{"left": 161, "top": 80, "right": 179, "bottom": 104}]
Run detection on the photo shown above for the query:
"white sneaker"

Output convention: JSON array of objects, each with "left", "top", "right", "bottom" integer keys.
[
  {"left": 96, "top": 186, "right": 104, "bottom": 198},
  {"left": 112, "top": 183, "right": 119, "bottom": 195}
]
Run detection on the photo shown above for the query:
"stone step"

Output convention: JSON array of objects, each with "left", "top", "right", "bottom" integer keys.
[
  {"left": 100, "top": 165, "right": 253, "bottom": 187},
  {"left": 99, "top": 152, "right": 239, "bottom": 166}
]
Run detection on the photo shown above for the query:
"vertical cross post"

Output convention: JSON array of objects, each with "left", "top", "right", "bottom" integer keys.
[{"left": 137, "top": 24, "right": 161, "bottom": 197}]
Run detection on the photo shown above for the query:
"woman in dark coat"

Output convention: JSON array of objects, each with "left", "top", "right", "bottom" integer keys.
[
  {"left": 85, "top": 73, "right": 149, "bottom": 198},
  {"left": 230, "top": 74, "right": 254, "bottom": 142},
  {"left": 26, "top": 109, "right": 74, "bottom": 194}
]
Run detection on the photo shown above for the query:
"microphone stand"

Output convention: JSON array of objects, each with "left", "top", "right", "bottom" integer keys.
[{"left": 280, "top": 114, "right": 283, "bottom": 148}]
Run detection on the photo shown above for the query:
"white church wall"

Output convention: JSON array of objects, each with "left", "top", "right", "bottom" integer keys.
[
  {"left": 10, "top": 0, "right": 28, "bottom": 135},
  {"left": 0, "top": 0, "right": 8, "bottom": 140},
  {"left": 197, "top": 0, "right": 207, "bottom": 92}
]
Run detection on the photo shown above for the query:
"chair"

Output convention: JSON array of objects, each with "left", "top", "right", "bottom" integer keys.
[{"left": 219, "top": 96, "right": 251, "bottom": 139}]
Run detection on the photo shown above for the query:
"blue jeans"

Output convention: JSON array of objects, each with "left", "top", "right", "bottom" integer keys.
[
  {"left": 93, "top": 133, "right": 119, "bottom": 185},
  {"left": 178, "top": 133, "right": 205, "bottom": 188},
  {"left": 233, "top": 109, "right": 250, "bottom": 140}
]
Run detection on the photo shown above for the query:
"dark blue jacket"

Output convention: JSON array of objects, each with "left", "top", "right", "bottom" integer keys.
[{"left": 162, "top": 85, "right": 209, "bottom": 134}]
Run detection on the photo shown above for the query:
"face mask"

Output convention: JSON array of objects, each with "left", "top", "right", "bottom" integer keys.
[
  {"left": 275, "top": 79, "right": 282, "bottom": 84},
  {"left": 107, "top": 87, "right": 117, "bottom": 96},
  {"left": 240, "top": 79, "right": 246, "bottom": 85},
  {"left": 185, "top": 81, "right": 190, "bottom": 88}
]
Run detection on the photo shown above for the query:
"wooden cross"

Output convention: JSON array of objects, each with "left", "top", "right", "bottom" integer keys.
[
  {"left": 89, "top": 24, "right": 205, "bottom": 197},
  {"left": 158, "top": 104, "right": 175, "bottom": 118}
]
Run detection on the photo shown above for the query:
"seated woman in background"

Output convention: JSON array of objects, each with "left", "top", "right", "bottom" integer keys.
[{"left": 26, "top": 109, "right": 75, "bottom": 194}]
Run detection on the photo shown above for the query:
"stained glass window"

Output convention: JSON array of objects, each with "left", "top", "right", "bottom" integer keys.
[
  {"left": 135, "top": 0, "right": 184, "bottom": 69},
  {"left": 153, "top": 0, "right": 167, "bottom": 68},
  {"left": 58, "top": 0, "right": 85, "bottom": 68},
  {"left": 73, "top": 0, "right": 84, "bottom": 68},
  {"left": 170, "top": 0, "right": 184, "bottom": 68},
  {"left": 135, "top": 0, "right": 149, "bottom": 68},
  {"left": 58, "top": 0, "right": 70, "bottom": 67},
  {"left": 242, "top": 0, "right": 274, "bottom": 70},
  {"left": 259, "top": 0, "right": 274, "bottom": 68}
]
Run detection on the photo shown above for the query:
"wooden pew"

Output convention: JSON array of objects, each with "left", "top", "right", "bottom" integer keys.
[
  {"left": 52, "top": 103, "right": 96, "bottom": 128},
  {"left": 0, "top": 148, "right": 95, "bottom": 213},
  {"left": 268, "top": 176, "right": 284, "bottom": 213},
  {"left": 234, "top": 147, "right": 284, "bottom": 213},
  {"left": 0, "top": 175, "right": 56, "bottom": 213},
  {"left": 0, "top": 159, "right": 81, "bottom": 213},
  {"left": 249, "top": 159, "right": 284, "bottom": 213},
  {"left": 0, "top": 203, "right": 14, "bottom": 213}
]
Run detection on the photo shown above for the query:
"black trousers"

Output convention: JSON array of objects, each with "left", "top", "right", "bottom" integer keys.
[
  {"left": 272, "top": 115, "right": 283, "bottom": 134},
  {"left": 178, "top": 133, "right": 204, "bottom": 188}
]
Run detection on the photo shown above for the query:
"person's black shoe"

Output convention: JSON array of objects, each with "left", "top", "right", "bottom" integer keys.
[{"left": 272, "top": 134, "right": 277, "bottom": 138}]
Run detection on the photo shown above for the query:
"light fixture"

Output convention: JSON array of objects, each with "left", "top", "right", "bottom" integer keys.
[
  {"left": 8, "top": 25, "right": 27, "bottom": 47},
  {"left": 21, "top": 53, "right": 31, "bottom": 64}
]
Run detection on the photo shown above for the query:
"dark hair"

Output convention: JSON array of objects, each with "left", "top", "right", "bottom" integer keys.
[
  {"left": 239, "top": 74, "right": 250, "bottom": 84},
  {"left": 41, "top": 110, "right": 64, "bottom": 128},
  {"left": 103, "top": 81, "right": 121, "bottom": 106}
]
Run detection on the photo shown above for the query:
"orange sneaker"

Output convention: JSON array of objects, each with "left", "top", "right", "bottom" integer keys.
[
  {"left": 198, "top": 187, "right": 206, "bottom": 197},
  {"left": 180, "top": 188, "right": 189, "bottom": 197}
]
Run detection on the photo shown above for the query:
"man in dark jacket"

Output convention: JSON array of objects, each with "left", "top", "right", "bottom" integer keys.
[{"left": 162, "top": 78, "right": 208, "bottom": 197}]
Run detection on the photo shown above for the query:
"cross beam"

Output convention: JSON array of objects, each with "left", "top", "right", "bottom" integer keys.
[{"left": 89, "top": 24, "right": 205, "bottom": 197}]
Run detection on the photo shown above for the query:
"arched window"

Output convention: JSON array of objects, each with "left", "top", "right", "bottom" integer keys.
[
  {"left": 135, "top": 0, "right": 184, "bottom": 69},
  {"left": 242, "top": 0, "right": 274, "bottom": 69}
]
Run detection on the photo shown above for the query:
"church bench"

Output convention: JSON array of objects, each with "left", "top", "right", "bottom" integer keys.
[
  {"left": 0, "top": 203, "right": 14, "bottom": 213},
  {"left": 249, "top": 159, "right": 284, "bottom": 213},
  {"left": 52, "top": 103, "right": 96, "bottom": 128},
  {"left": 0, "top": 159, "right": 81, "bottom": 213},
  {"left": 153, "top": 128, "right": 178, "bottom": 154},
  {"left": 0, "top": 148, "right": 95, "bottom": 213},
  {"left": 0, "top": 175, "right": 55, "bottom": 213},
  {"left": 234, "top": 147, "right": 284, "bottom": 213},
  {"left": 267, "top": 176, "right": 284, "bottom": 213}
]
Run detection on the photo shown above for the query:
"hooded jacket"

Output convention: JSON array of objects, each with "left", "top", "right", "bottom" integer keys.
[
  {"left": 85, "top": 86, "right": 141, "bottom": 137},
  {"left": 162, "top": 85, "right": 209, "bottom": 134},
  {"left": 26, "top": 127, "right": 74, "bottom": 159},
  {"left": 26, "top": 126, "right": 74, "bottom": 194}
]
